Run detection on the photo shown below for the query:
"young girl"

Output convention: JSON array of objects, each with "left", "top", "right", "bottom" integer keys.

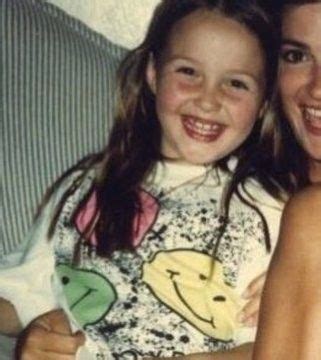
[{"left": 0, "top": 0, "right": 284, "bottom": 358}]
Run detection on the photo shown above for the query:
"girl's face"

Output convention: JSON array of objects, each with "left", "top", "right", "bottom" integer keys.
[
  {"left": 146, "top": 10, "right": 267, "bottom": 165},
  {"left": 279, "top": 4, "right": 321, "bottom": 177}
]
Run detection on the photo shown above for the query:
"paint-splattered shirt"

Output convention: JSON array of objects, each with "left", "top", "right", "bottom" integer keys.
[{"left": 0, "top": 161, "right": 284, "bottom": 359}]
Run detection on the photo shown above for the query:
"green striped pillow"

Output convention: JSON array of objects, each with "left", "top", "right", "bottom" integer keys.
[{"left": 1, "top": 0, "right": 127, "bottom": 260}]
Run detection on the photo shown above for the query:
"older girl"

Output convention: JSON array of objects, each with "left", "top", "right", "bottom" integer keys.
[{"left": 254, "top": 1, "right": 321, "bottom": 358}]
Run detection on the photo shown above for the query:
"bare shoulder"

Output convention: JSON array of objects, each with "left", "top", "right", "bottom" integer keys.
[
  {"left": 279, "top": 184, "right": 321, "bottom": 256},
  {"left": 253, "top": 185, "right": 321, "bottom": 360}
]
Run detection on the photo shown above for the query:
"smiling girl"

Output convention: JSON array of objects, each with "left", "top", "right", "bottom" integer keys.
[
  {"left": 0, "top": 1, "right": 285, "bottom": 359},
  {"left": 271, "top": 0, "right": 321, "bottom": 187},
  {"left": 253, "top": 1, "right": 321, "bottom": 358}
]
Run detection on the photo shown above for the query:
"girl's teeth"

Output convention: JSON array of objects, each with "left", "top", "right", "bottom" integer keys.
[
  {"left": 185, "top": 117, "right": 220, "bottom": 134},
  {"left": 304, "top": 107, "right": 321, "bottom": 129},
  {"left": 304, "top": 107, "right": 321, "bottom": 119}
]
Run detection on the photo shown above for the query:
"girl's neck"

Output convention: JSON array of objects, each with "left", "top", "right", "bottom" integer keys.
[{"left": 309, "top": 160, "right": 321, "bottom": 184}]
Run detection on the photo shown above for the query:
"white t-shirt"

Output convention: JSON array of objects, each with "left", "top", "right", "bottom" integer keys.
[{"left": 0, "top": 161, "right": 284, "bottom": 359}]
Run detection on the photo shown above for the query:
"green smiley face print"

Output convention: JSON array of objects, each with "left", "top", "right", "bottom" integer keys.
[{"left": 57, "top": 264, "right": 117, "bottom": 327}]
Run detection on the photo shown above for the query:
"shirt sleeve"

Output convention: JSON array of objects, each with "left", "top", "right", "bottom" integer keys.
[
  {"left": 0, "top": 173, "right": 82, "bottom": 327},
  {"left": 0, "top": 195, "right": 59, "bottom": 327}
]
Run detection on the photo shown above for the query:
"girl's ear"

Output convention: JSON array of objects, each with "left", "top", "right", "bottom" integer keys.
[{"left": 146, "top": 54, "right": 157, "bottom": 94}]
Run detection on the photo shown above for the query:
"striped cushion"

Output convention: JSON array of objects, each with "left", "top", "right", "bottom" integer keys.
[{"left": 1, "top": 0, "right": 127, "bottom": 260}]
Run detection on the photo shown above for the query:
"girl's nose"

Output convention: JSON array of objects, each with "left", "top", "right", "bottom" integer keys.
[
  {"left": 307, "top": 64, "right": 321, "bottom": 100},
  {"left": 194, "top": 83, "right": 221, "bottom": 112}
]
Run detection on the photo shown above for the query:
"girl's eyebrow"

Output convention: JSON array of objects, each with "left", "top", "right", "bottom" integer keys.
[
  {"left": 281, "top": 38, "right": 308, "bottom": 50},
  {"left": 167, "top": 55, "right": 198, "bottom": 63}
]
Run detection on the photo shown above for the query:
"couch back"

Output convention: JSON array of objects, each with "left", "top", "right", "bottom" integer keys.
[{"left": 1, "top": 0, "right": 127, "bottom": 263}]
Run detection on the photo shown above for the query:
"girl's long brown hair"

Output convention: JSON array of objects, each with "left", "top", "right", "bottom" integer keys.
[{"left": 43, "top": 0, "right": 284, "bottom": 258}]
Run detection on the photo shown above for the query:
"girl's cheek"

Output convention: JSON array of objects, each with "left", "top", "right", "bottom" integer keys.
[
  {"left": 176, "top": 80, "right": 199, "bottom": 92},
  {"left": 279, "top": 66, "right": 306, "bottom": 96},
  {"left": 230, "top": 98, "right": 262, "bottom": 129},
  {"left": 158, "top": 82, "right": 193, "bottom": 108},
  {"left": 156, "top": 86, "right": 183, "bottom": 111},
  {"left": 279, "top": 70, "right": 293, "bottom": 92}
]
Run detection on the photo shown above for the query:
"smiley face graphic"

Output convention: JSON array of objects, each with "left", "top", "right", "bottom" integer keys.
[
  {"left": 57, "top": 264, "right": 117, "bottom": 327},
  {"left": 142, "top": 250, "right": 241, "bottom": 341}
]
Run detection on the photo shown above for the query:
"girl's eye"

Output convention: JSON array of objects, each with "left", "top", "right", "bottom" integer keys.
[
  {"left": 229, "top": 79, "right": 249, "bottom": 91},
  {"left": 280, "top": 49, "right": 308, "bottom": 64},
  {"left": 177, "top": 66, "right": 197, "bottom": 77}
]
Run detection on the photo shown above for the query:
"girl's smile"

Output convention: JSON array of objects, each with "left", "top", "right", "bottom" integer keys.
[
  {"left": 146, "top": 9, "right": 266, "bottom": 165},
  {"left": 303, "top": 107, "right": 321, "bottom": 136},
  {"left": 182, "top": 115, "right": 226, "bottom": 143}
]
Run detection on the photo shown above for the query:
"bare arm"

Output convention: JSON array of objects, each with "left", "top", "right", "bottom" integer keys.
[
  {"left": 0, "top": 297, "right": 22, "bottom": 336},
  {"left": 253, "top": 185, "right": 321, "bottom": 359}
]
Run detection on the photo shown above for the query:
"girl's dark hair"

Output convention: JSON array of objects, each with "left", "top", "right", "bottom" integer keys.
[
  {"left": 259, "top": 0, "right": 321, "bottom": 193},
  {"left": 45, "top": 0, "right": 281, "bottom": 257},
  {"left": 262, "top": 100, "right": 311, "bottom": 193}
]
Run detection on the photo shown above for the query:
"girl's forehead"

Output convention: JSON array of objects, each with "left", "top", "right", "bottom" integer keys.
[
  {"left": 282, "top": 2, "right": 321, "bottom": 28},
  {"left": 157, "top": 9, "right": 266, "bottom": 85},
  {"left": 166, "top": 9, "right": 258, "bottom": 49},
  {"left": 282, "top": 3, "right": 321, "bottom": 49},
  {"left": 163, "top": 9, "right": 264, "bottom": 64}
]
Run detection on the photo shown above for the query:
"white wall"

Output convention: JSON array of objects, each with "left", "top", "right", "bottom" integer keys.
[{"left": 47, "top": 0, "right": 160, "bottom": 48}]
